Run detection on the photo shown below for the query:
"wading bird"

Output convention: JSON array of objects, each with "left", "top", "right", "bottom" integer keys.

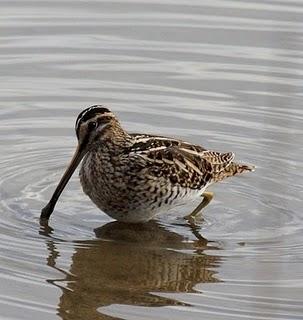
[{"left": 41, "top": 105, "right": 254, "bottom": 223}]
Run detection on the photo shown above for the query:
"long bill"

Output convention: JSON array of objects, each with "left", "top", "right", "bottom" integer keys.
[{"left": 40, "top": 144, "right": 85, "bottom": 220}]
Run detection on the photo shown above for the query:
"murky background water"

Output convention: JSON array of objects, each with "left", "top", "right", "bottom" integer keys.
[{"left": 1, "top": 0, "right": 303, "bottom": 319}]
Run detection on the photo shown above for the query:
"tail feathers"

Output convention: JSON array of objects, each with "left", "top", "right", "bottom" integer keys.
[
  {"left": 212, "top": 162, "right": 255, "bottom": 183},
  {"left": 235, "top": 163, "right": 255, "bottom": 173}
]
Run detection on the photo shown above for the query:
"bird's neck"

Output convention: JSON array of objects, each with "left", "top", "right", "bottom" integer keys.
[{"left": 92, "top": 120, "right": 133, "bottom": 153}]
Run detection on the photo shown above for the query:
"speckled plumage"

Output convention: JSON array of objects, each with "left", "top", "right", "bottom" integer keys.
[
  {"left": 77, "top": 107, "right": 254, "bottom": 222},
  {"left": 41, "top": 105, "right": 254, "bottom": 223}
]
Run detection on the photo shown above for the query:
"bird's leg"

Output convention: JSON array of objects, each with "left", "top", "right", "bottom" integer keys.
[{"left": 184, "top": 191, "right": 214, "bottom": 223}]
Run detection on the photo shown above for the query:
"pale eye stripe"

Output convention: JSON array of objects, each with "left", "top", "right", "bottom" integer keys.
[
  {"left": 76, "top": 105, "right": 109, "bottom": 129},
  {"left": 76, "top": 106, "right": 97, "bottom": 129},
  {"left": 76, "top": 110, "right": 113, "bottom": 132}
]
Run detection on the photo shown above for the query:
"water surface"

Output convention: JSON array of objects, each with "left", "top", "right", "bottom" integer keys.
[{"left": 1, "top": 1, "right": 303, "bottom": 319}]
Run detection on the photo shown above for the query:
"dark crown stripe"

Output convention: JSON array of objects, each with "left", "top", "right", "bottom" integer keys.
[{"left": 75, "top": 105, "right": 110, "bottom": 134}]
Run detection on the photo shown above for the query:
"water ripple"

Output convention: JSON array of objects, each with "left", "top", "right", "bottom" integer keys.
[{"left": 0, "top": 0, "right": 303, "bottom": 320}]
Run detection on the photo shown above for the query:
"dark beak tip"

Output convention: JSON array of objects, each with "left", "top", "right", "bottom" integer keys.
[{"left": 40, "top": 203, "right": 54, "bottom": 220}]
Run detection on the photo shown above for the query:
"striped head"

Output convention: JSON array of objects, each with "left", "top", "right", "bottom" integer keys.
[{"left": 75, "top": 105, "right": 117, "bottom": 149}]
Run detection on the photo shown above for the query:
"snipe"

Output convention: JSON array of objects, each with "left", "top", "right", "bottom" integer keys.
[{"left": 41, "top": 105, "right": 254, "bottom": 223}]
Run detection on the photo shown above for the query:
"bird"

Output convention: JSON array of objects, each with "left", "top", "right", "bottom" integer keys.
[{"left": 41, "top": 105, "right": 254, "bottom": 223}]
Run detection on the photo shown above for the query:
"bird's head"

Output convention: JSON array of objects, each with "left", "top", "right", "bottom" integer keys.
[{"left": 75, "top": 105, "right": 118, "bottom": 152}]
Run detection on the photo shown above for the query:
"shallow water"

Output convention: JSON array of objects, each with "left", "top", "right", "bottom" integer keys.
[{"left": 1, "top": 0, "right": 303, "bottom": 319}]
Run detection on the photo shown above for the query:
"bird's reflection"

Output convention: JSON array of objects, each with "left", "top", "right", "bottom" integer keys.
[{"left": 40, "top": 220, "right": 221, "bottom": 320}]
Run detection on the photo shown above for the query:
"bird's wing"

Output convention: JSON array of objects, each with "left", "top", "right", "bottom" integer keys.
[
  {"left": 127, "top": 134, "right": 250, "bottom": 186},
  {"left": 170, "top": 140, "right": 234, "bottom": 172},
  {"left": 127, "top": 136, "right": 213, "bottom": 189},
  {"left": 201, "top": 151, "right": 234, "bottom": 173}
]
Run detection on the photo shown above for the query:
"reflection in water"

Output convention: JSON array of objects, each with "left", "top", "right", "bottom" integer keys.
[{"left": 40, "top": 221, "right": 221, "bottom": 320}]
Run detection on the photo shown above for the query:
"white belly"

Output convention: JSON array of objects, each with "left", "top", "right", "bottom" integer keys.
[{"left": 106, "top": 186, "right": 206, "bottom": 223}]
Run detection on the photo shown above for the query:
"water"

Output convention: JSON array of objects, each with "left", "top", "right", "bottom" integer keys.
[{"left": 1, "top": 0, "right": 303, "bottom": 319}]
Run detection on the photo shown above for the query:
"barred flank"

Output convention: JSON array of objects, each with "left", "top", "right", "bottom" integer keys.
[{"left": 212, "top": 162, "right": 255, "bottom": 183}]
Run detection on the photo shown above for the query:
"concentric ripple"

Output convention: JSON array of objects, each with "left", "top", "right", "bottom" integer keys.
[{"left": 0, "top": 0, "right": 303, "bottom": 320}]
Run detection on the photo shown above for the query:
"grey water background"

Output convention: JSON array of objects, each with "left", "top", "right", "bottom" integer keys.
[{"left": 1, "top": 0, "right": 303, "bottom": 319}]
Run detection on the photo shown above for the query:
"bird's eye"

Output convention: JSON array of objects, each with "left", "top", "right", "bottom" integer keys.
[{"left": 88, "top": 121, "right": 97, "bottom": 130}]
